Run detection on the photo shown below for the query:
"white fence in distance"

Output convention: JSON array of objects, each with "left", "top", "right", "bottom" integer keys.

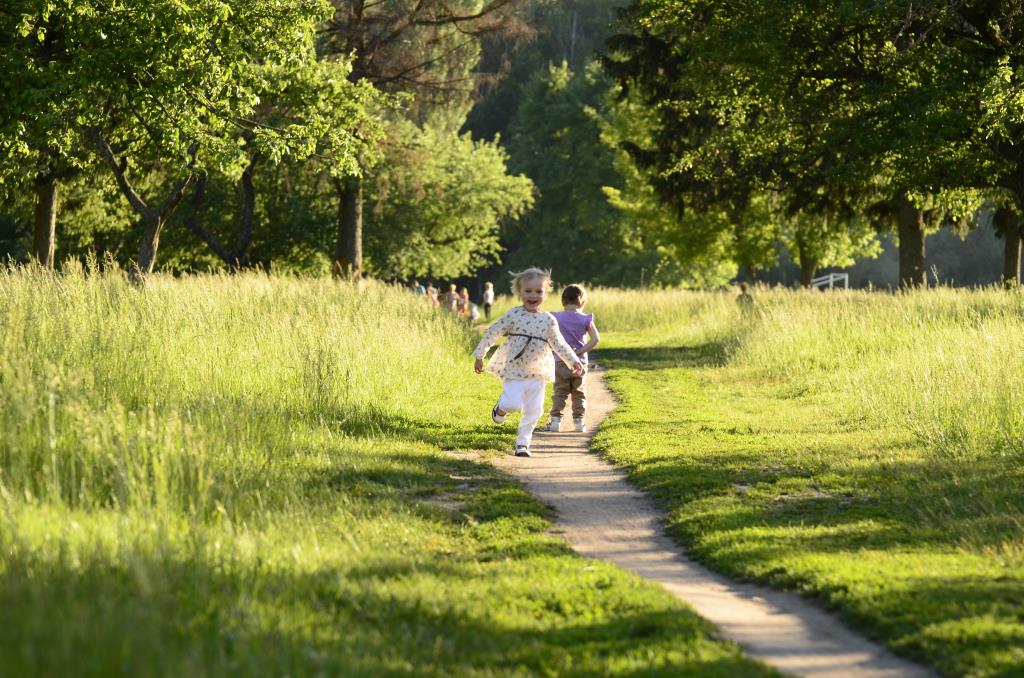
[{"left": 811, "top": 272, "right": 849, "bottom": 290}]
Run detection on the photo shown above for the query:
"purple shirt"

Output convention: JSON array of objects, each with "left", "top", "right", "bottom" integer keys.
[{"left": 552, "top": 310, "right": 594, "bottom": 364}]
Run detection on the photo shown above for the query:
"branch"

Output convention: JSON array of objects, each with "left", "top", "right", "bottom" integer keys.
[
  {"left": 182, "top": 175, "right": 235, "bottom": 264},
  {"left": 155, "top": 142, "right": 199, "bottom": 220},
  {"left": 231, "top": 157, "right": 258, "bottom": 264},
  {"left": 411, "top": 0, "right": 519, "bottom": 28},
  {"left": 85, "top": 127, "right": 154, "bottom": 220}
]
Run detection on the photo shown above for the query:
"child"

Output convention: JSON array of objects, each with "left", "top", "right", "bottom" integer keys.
[
  {"left": 445, "top": 284, "right": 459, "bottom": 313},
  {"left": 482, "top": 281, "right": 494, "bottom": 320},
  {"left": 547, "top": 284, "right": 600, "bottom": 433},
  {"left": 425, "top": 283, "right": 440, "bottom": 308},
  {"left": 473, "top": 268, "right": 583, "bottom": 457}
]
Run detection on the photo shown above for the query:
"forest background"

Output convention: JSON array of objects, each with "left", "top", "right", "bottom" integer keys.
[{"left": 1, "top": 0, "right": 1017, "bottom": 290}]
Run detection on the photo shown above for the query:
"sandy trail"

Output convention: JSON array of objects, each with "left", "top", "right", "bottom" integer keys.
[{"left": 490, "top": 368, "right": 932, "bottom": 678}]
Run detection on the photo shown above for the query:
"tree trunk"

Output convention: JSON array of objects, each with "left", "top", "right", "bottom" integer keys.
[
  {"left": 799, "top": 259, "right": 818, "bottom": 288},
  {"left": 997, "top": 205, "right": 1022, "bottom": 287},
  {"left": 32, "top": 173, "right": 59, "bottom": 268},
  {"left": 135, "top": 216, "right": 164, "bottom": 280},
  {"left": 797, "top": 252, "right": 818, "bottom": 288},
  {"left": 184, "top": 161, "right": 257, "bottom": 270},
  {"left": 334, "top": 175, "right": 363, "bottom": 279},
  {"left": 184, "top": 176, "right": 234, "bottom": 265},
  {"left": 231, "top": 159, "right": 257, "bottom": 268},
  {"left": 87, "top": 128, "right": 195, "bottom": 284},
  {"left": 896, "top": 198, "right": 927, "bottom": 288},
  {"left": 794, "top": 235, "right": 818, "bottom": 288}
]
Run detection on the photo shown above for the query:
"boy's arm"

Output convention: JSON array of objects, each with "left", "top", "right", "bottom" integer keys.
[{"left": 578, "top": 320, "right": 600, "bottom": 355}]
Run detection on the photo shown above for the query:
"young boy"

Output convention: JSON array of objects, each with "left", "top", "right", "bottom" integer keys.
[{"left": 547, "top": 284, "right": 600, "bottom": 432}]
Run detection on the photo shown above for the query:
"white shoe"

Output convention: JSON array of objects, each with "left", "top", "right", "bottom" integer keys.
[
  {"left": 491, "top": 402, "right": 507, "bottom": 424},
  {"left": 547, "top": 417, "right": 561, "bottom": 432},
  {"left": 514, "top": 445, "right": 531, "bottom": 457},
  {"left": 573, "top": 417, "right": 585, "bottom": 432}
]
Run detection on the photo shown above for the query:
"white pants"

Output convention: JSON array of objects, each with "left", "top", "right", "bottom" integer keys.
[{"left": 498, "top": 378, "right": 545, "bottom": 449}]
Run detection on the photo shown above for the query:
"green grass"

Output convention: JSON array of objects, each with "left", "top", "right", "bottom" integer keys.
[
  {"left": 0, "top": 267, "right": 770, "bottom": 676},
  {"left": 591, "top": 287, "right": 1024, "bottom": 677}
]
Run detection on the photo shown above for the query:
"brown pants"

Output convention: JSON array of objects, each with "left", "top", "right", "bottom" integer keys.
[{"left": 550, "top": 361, "right": 586, "bottom": 418}]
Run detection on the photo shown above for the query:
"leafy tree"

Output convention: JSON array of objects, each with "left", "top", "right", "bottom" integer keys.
[
  {"left": 504, "top": 62, "right": 641, "bottom": 285},
  {"left": 599, "top": 79, "right": 739, "bottom": 286},
  {"left": 362, "top": 117, "right": 533, "bottom": 279},
  {"left": 603, "top": 0, "right": 972, "bottom": 288},
  {"left": 465, "top": 0, "right": 623, "bottom": 141},
  {"left": 2, "top": 0, "right": 371, "bottom": 279},
  {"left": 319, "top": 0, "right": 530, "bottom": 279}
]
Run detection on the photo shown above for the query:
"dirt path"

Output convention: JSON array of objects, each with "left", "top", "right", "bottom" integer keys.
[{"left": 490, "top": 368, "right": 932, "bottom": 678}]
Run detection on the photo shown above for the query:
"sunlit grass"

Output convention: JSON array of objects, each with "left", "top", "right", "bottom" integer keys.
[
  {"left": 591, "top": 284, "right": 1024, "bottom": 676},
  {"left": 589, "top": 285, "right": 1024, "bottom": 458},
  {"left": 0, "top": 266, "right": 770, "bottom": 676}
]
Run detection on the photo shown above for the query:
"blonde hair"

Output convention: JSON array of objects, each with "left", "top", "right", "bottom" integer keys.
[
  {"left": 484, "top": 281, "right": 493, "bottom": 289},
  {"left": 509, "top": 267, "right": 551, "bottom": 296}
]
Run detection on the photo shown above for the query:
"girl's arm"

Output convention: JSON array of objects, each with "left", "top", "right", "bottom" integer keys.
[
  {"left": 578, "top": 320, "right": 600, "bottom": 355},
  {"left": 472, "top": 311, "right": 510, "bottom": 370},
  {"left": 547, "top": 318, "right": 584, "bottom": 374}
]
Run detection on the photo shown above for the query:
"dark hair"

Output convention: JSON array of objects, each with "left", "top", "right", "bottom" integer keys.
[{"left": 561, "top": 284, "right": 586, "bottom": 306}]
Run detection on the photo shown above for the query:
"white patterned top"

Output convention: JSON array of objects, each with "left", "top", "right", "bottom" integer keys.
[{"left": 473, "top": 306, "right": 581, "bottom": 381}]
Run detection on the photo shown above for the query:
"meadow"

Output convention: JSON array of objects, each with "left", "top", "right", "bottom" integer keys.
[
  {"left": 587, "top": 286, "right": 1024, "bottom": 677},
  {"left": 5, "top": 269, "right": 1023, "bottom": 677},
  {"left": 0, "top": 267, "right": 769, "bottom": 676}
]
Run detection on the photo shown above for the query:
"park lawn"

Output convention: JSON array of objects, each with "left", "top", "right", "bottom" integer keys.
[
  {"left": 0, "top": 271, "right": 772, "bottom": 677},
  {"left": 594, "top": 333, "right": 1024, "bottom": 678}
]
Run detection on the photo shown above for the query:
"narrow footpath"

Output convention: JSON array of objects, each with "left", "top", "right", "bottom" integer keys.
[{"left": 490, "top": 368, "right": 933, "bottom": 678}]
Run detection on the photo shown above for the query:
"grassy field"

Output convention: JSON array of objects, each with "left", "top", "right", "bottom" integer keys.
[
  {"left": 588, "top": 287, "right": 1024, "bottom": 677},
  {"left": 0, "top": 267, "right": 770, "bottom": 676}
]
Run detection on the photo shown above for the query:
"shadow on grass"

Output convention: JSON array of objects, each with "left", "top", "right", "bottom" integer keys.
[
  {"left": 596, "top": 339, "right": 1024, "bottom": 674},
  {"left": 0, "top": 547, "right": 773, "bottom": 677},
  {"left": 597, "top": 342, "right": 730, "bottom": 370}
]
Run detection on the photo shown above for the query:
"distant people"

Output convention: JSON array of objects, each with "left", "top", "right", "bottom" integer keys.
[
  {"left": 736, "top": 281, "right": 755, "bottom": 314},
  {"left": 458, "top": 287, "right": 471, "bottom": 318},
  {"left": 426, "top": 283, "right": 440, "bottom": 308},
  {"left": 467, "top": 303, "right": 481, "bottom": 324},
  {"left": 411, "top": 279, "right": 426, "bottom": 295},
  {"left": 547, "top": 284, "right": 600, "bottom": 433},
  {"left": 482, "top": 281, "right": 494, "bottom": 321},
  {"left": 445, "top": 284, "right": 459, "bottom": 313},
  {"left": 473, "top": 268, "right": 583, "bottom": 458}
]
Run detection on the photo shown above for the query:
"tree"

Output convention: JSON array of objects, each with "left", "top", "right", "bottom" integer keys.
[
  {"left": 503, "top": 62, "right": 642, "bottom": 285},
  {"left": 180, "top": 59, "right": 380, "bottom": 270},
  {"left": 603, "top": 0, "right": 975, "bottom": 288},
  {"left": 598, "top": 76, "right": 740, "bottom": 287},
  {"left": 1, "top": 2, "right": 96, "bottom": 267},
  {"left": 465, "top": 0, "right": 623, "bottom": 141},
  {"left": 2, "top": 0, "right": 371, "bottom": 280},
  {"left": 363, "top": 117, "right": 533, "bottom": 279},
  {"left": 319, "top": 0, "right": 530, "bottom": 279}
]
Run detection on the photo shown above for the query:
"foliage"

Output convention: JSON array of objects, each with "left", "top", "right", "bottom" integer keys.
[
  {"left": 503, "top": 62, "right": 629, "bottom": 284},
  {"left": 364, "top": 118, "right": 534, "bottom": 280},
  {"left": 599, "top": 86, "right": 737, "bottom": 287},
  {"left": 465, "top": 0, "right": 624, "bottom": 141},
  {"left": 600, "top": 0, "right": 991, "bottom": 282},
  {"left": 0, "top": 0, "right": 380, "bottom": 274}
]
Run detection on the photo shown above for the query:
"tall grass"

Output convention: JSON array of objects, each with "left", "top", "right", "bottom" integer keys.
[
  {"left": 1, "top": 269, "right": 772, "bottom": 676},
  {"left": 589, "top": 285, "right": 1024, "bottom": 459},
  {"left": 0, "top": 265, "right": 471, "bottom": 516}
]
